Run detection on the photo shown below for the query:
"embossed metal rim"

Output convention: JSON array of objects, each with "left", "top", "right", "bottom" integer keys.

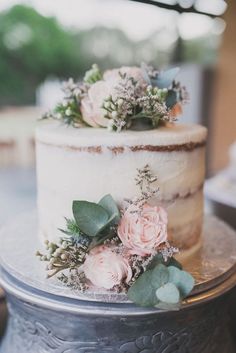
[{"left": 0, "top": 266, "right": 236, "bottom": 316}]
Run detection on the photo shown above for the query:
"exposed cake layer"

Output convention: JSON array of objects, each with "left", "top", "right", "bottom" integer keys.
[{"left": 36, "top": 122, "right": 207, "bottom": 250}]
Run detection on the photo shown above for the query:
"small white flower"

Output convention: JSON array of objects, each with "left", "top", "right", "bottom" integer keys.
[
  {"left": 104, "top": 101, "right": 111, "bottom": 109},
  {"left": 107, "top": 119, "right": 114, "bottom": 131},
  {"left": 65, "top": 108, "right": 72, "bottom": 116},
  {"left": 117, "top": 98, "right": 124, "bottom": 107},
  {"left": 111, "top": 111, "right": 118, "bottom": 119}
]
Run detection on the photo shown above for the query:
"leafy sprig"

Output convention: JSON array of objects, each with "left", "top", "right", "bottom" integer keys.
[
  {"left": 128, "top": 257, "right": 194, "bottom": 309},
  {"left": 83, "top": 63, "right": 102, "bottom": 84},
  {"left": 42, "top": 78, "right": 86, "bottom": 127}
]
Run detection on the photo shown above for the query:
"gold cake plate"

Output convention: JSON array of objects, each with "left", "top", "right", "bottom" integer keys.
[{"left": 0, "top": 212, "right": 236, "bottom": 304}]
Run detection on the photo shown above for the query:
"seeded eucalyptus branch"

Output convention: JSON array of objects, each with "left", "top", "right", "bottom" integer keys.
[{"left": 36, "top": 237, "right": 88, "bottom": 278}]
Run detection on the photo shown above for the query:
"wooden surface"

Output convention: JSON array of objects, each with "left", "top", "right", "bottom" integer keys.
[{"left": 210, "top": 0, "right": 236, "bottom": 174}]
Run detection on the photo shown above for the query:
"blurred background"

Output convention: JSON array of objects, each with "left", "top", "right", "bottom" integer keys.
[{"left": 0, "top": 0, "right": 235, "bottom": 222}]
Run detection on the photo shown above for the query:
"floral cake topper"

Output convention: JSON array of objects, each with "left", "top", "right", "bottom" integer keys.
[
  {"left": 37, "top": 165, "right": 194, "bottom": 309},
  {"left": 43, "top": 63, "right": 188, "bottom": 132}
]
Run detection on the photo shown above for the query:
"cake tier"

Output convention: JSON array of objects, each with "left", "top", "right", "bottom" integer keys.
[{"left": 36, "top": 122, "right": 207, "bottom": 252}]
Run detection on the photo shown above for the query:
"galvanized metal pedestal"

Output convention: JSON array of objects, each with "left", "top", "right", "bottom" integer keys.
[{"left": 0, "top": 213, "right": 236, "bottom": 353}]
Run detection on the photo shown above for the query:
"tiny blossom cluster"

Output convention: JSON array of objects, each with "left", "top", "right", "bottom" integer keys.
[
  {"left": 159, "top": 242, "right": 179, "bottom": 262},
  {"left": 103, "top": 74, "right": 173, "bottom": 131},
  {"left": 103, "top": 74, "right": 145, "bottom": 131},
  {"left": 125, "top": 164, "right": 159, "bottom": 212}
]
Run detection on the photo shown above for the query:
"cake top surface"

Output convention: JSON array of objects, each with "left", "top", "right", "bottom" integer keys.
[{"left": 36, "top": 121, "right": 207, "bottom": 147}]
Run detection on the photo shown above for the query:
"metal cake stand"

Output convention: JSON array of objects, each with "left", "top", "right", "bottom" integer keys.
[{"left": 0, "top": 213, "right": 236, "bottom": 353}]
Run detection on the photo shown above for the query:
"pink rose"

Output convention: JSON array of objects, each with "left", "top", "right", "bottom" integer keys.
[
  {"left": 83, "top": 246, "right": 132, "bottom": 290},
  {"left": 118, "top": 204, "right": 168, "bottom": 257},
  {"left": 103, "top": 66, "right": 146, "bottom": 84},
  {"left": 81, "top": 81, "right": 113, "bottom": 127},
  {"left": 81, "top": 66, "right": 147, "bottom": 127}
]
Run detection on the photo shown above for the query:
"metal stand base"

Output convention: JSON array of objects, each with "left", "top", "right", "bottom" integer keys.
[{"left": 0, "top": 214, "right": 236, "bottom": 353}]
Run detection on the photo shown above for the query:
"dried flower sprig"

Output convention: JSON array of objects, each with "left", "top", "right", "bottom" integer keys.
[
  {"left": 58, "top": 269, "right": 88, "bottom": 292},
  {"left": 124, "top": 164, "right": 159, "bottom": 211},
  {"left": 42, "top": 78, "right": 88, "bottom": 127},
  {"left": 159, "top": 242, "right": 179, "bottom": 262}
]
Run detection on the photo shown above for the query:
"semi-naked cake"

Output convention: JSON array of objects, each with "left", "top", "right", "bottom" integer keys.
[
  {"left": 36, "top": 122, "right": 207, "bottom": 255},
  {"left": 36, "top": 64, "right": 207, "bottom": 308}
]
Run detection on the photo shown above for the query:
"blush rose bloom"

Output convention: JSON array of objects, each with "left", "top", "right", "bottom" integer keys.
[
  {"left": 118, "top": 204, "right": 168, "bottom": 257},
  {"left": 83, "top": 246, "right": 132, "bottom": 290},
  {"left": 81, "top": 66, "right": 146, "bottom": 127}
]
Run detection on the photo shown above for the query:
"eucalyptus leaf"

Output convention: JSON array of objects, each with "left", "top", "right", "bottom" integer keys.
[
  {"left": 146, "top": 254, "right": 165, "bottom": 271},
  {"left": 155, "top": 67, "right": 179, "bottom": 89},
  {"left": 167, "top": 257, "right": 183, "bottom": 270},
  {"left": 98, "top": 194, "right": 120, "bottom": 224},
  {"left": 128, "top": 270, "right": 158, "bottom": 307},
  {"left": 88, "top": 228, "right": 115, "bottom": 250},
  {"left": 156, "top": 283, "right": 180, "bottom": 304},
  {"left": 151, "top": 264, "right": 169, "bottom": 289},
  {"left": 130, "top": 117, "right": 154, "bottom": 131},
  {"left": 155, "top": 301, "right": 180, "bottom": 311},
  {"left": 166, "top": 90, "right": 177, "bottom": 109},
  {"left": 73, "top": 201, "right": 109, "bottom": 237},
  {"left": 168, "top": 266, "right": 195, "bottom": 298}
]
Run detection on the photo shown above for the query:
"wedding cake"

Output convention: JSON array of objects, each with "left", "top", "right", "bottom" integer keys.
[{"left": 36, "top": 64, "right": 207, "bottom": 308}]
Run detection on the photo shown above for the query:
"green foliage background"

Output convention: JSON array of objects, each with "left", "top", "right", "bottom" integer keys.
[{"left": 0, "top": 4, "right": 218, "bottom": 106}]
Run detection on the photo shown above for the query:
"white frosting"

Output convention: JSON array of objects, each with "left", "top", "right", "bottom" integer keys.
[
  {"left": 36, "top": 121, "right": 206, "bottom": 147},
  {"left": 36, "top": 122, "right": 207, "bottom": 247}
]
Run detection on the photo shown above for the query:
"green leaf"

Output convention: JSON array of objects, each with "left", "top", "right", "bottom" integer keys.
[
  {"left": 128, "top": 270, "right": 158, "bottom": 307},
  {"left": 167, "top": 257, "right": 183, "bottom": 270},
  {"left": 168, "top": 266, "right": 195, "bottom": 298},
  {"left": 130, "top": 117, "right": 154, "bottom": 131},
  {"left": 73, "top": 201, "right": 109, "bottom": 237},
  {"left": 151, "top": 264, "right": 169, "bottom": 289},
  {"left": 146, "top": 253, "right": 164, "bottom": 270},
  {"left": 155, "top": 302, "right": 180, "bottom": 311},
  {"left": 156, "top": 283, "right": 180, "bottom": 304},
  {"left": 98, "top": 194, "right": 120, "bottom": 224},
  {"left": 166, "top": 90, "right": 177, "bottom": 109},
  {"left": 155, "top": 67, "right": 179, "bottom": 89}
]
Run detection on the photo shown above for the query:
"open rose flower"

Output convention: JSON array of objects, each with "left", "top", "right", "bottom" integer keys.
[
  {"left": 118, "top": 204, "right": 168, "bottom": 257},
  {"left": 83, "top": 246, "right": 132, "bottom": 290},
  {"left": 103, "top": 66, "right": 146, "bottom": 84},
  {"left": 81, "top": 66, "right": 146, "bottom": 127}
]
